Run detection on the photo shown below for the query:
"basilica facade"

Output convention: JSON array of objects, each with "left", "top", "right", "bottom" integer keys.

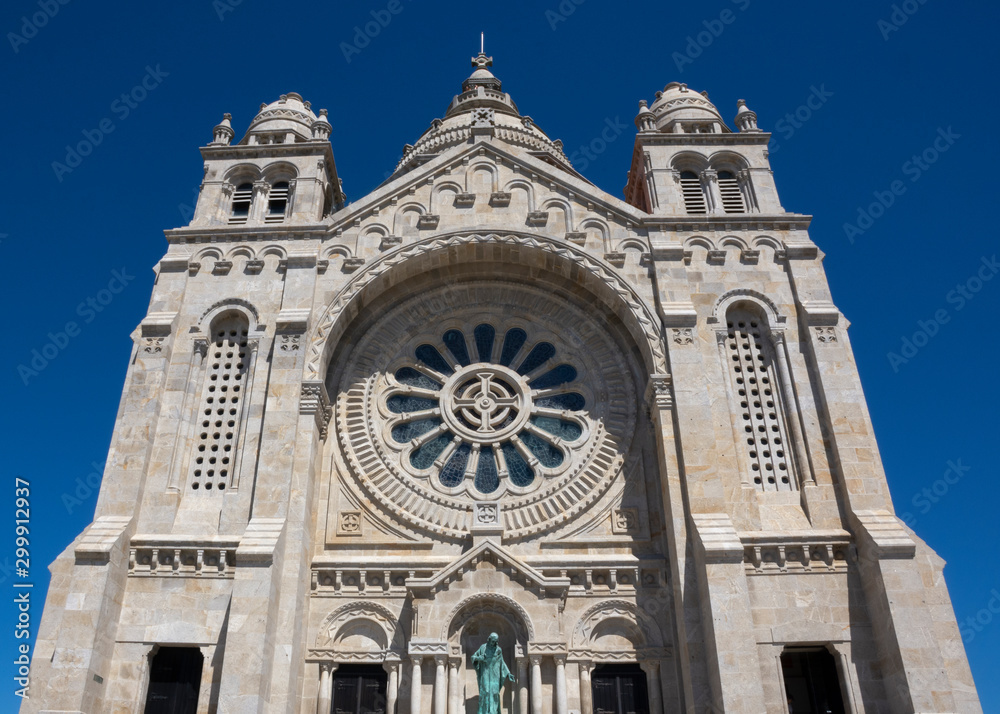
[{"left": 25, "top": 55, "right": 980, "bottom": 714}]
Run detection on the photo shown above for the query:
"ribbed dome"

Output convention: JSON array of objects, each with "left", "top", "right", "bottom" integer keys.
[
  {"left": 648, "top": 82, "right": 730, "bottom": 133},
  {"left": 241, "top": 92, "right": 318, "bottom": 143},
  {"left": 392, "top": 54, "right": 571, "bottom": 176}
]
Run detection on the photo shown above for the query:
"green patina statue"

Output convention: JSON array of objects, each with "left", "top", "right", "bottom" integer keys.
[{"left": 471, "top": 633, "right": 515, "bottom": 714}]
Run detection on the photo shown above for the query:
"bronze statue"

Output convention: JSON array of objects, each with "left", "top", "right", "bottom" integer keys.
[{"left": 471, "top": 633, "right": 515, "bottom": 714}]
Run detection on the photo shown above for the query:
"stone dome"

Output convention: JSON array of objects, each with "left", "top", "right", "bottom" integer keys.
[
  {"left": 241, "top": 92, "right": 318, "bottom": 143},
  {"left": 392, "top": 54, "right": 572, "bottom": 176},
  {"left": 648, "top": 82, "right": 730, "bottom": 133}
]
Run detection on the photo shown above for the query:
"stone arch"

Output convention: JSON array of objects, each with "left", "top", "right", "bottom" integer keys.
[
  {"left": 711, "top": 288, "right": 786, "bottom": 329},
  {"left": 467, "top": 162, "right": 498, "bottom": 193},
  {"left": 430, "top": 181, "right": 463, "bottom": 212},
  {"left": 393, "top": 203, "right": 426, "bottom": 239},
  {"left": 572, "top": 599, "right": 662, "bottom": 651},
  {"left": 444, "top": 594, "right": 533, "bottom": 665},
  {"left": 197, "top": 298, "right": 262, "bottom": 333},
  {"left": 315, "top": 601, "right": 404, "bottom": 654},
  {"left": 577, "top": 218, "right": 610, "bottom": 253},
  {"left": 305, "top": 231, "right": 667, "bottom": 386}
]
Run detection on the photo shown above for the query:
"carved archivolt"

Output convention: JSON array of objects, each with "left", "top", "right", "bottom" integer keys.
[
  {"left": 334, "top": 281, "right": 636, "bottom": 541},
  {"left": 305, "top": 232, "right": 667, "bottom": 384},
  {"left": 315, "top": 601, "right": 404, "bottom": 652},
  {"left": 443, "top": 593, "right": 534, "bottom": 643},
  {"left": 572, "top": 599, "right": 663, "bottom": 649}
]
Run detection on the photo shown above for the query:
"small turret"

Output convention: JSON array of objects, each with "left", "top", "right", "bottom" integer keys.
[
  {"left": 211, "top": 113, "right": 234, "bottom": 146},
  {"left": 735, "top": 99, "right": 760, "bottom": 133}
]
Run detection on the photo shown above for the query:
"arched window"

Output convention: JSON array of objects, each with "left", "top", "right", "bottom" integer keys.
[
  {"left": 679, "top": 171, "right": 707, "bottom": 214},
  {"left": 265, "top": 181, "right": 290, "bottom": 223},
  {"left": 724, "top": 306, "right": 796, "bottom": 491},
  {"left": 190, "top": 314, "right": 250, "bottom": 493},
  {"left": 229, "top": 182, "right": 253, "bottom": 224},
  {"left": 717, "top": 171, "right": 745, "bottom": 213}
]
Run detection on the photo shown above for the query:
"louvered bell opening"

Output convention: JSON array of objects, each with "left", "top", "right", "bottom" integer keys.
[
  {"left": 718, "top": 172, "right": 745, "bottom": 213},
  {"left": 229, "top": 183, "right": 253, "bottom": 225},
  {"left": 264, "top": 182, "right": 289, "bottom": 223},
  {"left": 679, "top": 172, "right": 707, "bottom": 214}
]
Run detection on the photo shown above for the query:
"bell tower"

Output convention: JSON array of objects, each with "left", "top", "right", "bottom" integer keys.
[{"left": 625, "top": 82, "right": 779, "bottom": 216}]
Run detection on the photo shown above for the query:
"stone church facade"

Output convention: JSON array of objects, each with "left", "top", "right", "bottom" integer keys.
[{"left": 26, "top": 55, "right": 980, "bottom": 713}]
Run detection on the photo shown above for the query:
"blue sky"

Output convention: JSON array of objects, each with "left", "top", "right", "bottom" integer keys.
[{"left": 1, "top": 0, "right": 997, "bottom": 709}]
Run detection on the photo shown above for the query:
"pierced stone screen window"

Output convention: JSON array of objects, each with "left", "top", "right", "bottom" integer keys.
[
  {"left": 679, "top": 171, "right": 707, "bottom": 214},
  {"left": 190, "top": 316, "right": 250, "bottom": 492},
  {"left": 264, "top": 181, "right": 289, "bottom": 223},
  {"left": 229, "top": 183, "right": 253, "bottom": 224},
  {"left": 717, "top": 171, "right": 745, "bottom": 213},
  {"left": 725, "top": 309, "right": 795, "bottom": 491}
]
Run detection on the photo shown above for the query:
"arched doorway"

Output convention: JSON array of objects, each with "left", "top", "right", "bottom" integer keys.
[{"left": 446, "top": 595, "right": 532, "bottom": 714}]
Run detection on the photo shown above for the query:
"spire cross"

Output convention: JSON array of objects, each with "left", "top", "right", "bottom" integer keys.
[{"left": 481, "top": 32, "right": 484, "bottom": 54}]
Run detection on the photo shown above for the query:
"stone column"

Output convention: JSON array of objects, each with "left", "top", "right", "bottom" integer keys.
[
  {"left": 317, "top": 663, "right": 337, "bottom": 714},
  {"left": 529, "top": 656, "right": 543, "bottom": 714},
  {"left": 554, "top": 656, "right": 567, "bottom": 714},
  {"left": 577, "top": 661, "right": 593, "bottom": 714},
  {"left": 385, "top": 661, "right": 399, "bottom": 714},
  {"left": 434, "top": 655, "right": 448, "bottom": 714},
  {"left": 448, "top": 658, "right": 462, "bottom": 714},
  {"left": 410, "top": 657, "right": 424, "bottom": 714},
  {"left": 516, "top": 657, "right": 529, "bottom": 714},
  {"left": 639, "top": 661, "right": 662, "bottom": 714}
]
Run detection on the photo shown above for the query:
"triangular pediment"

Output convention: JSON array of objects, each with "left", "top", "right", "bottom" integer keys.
[
  {"left": 329, "top": 138, "right": 648, "bottom": 239},
  {"left": 407, "top": 539, "right": 571, "bottom": 596}
]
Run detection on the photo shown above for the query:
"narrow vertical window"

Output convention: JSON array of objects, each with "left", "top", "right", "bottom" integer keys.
[
  {"left": 679, "top": 171, "right": 707, "bottom": 214},
  {"left": 229, "top": 183, "right": 253, "bottom": 224},
  {"left": 717, "top": 171, "right": 745, "bottom": 213},
  {"left": 265, "top": 181, "right": 289, "bottom": 223},
  {"left": 725, "top": 307, "right": 795, "bottom": 491},
  {"left": 190, "top": 315, "right": 250, "bottom": 492}
]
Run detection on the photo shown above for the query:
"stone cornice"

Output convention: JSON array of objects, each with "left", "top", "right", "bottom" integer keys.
[
  {"left": 641, "top": 213, "right": 812, "bottom": 231},
  {"left": 634, "top": 131, "right": 772, "bottom": 147},
  {"left": 164, "top": 224, "right": 329, "bottom": 244},
  {"left": 199, "top": 140, "right": 335, "bottom": 163}
]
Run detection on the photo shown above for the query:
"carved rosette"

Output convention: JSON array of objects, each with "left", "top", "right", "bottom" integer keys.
[{"left": 334, "top": 282, "right": 636, "bottom": 541}]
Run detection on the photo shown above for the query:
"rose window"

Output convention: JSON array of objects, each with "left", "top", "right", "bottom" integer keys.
[
  {"left": 383, "top": 325, "right": 588, "bottom": 495},
  {"left": 333, "top": 283, "right": 636, "bottom": 540}
]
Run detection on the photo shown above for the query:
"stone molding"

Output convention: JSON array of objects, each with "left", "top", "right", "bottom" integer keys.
[
  {"left": 300, "top": 381, "right": 332, "bottom": 438},
  {"left": 691, "top": 513, "right": 744, "bottom": 564},
  {"left": 853, "top": 510, "right": 917, "bottom": 559},
  {"left": 740, "top": 531, "right": 852, "bottom": 575},
  {"left": 73, "top": 516, "right": 131, "bottom": 564},
  {"left": 235, "top": 518, "right": 285, "bottom": 565},
  {"left": 408, "top": 540, "right": 570, "bottom": 597},
  {"left": 306, "top": 229, "right": 667, "bottom": 383}
]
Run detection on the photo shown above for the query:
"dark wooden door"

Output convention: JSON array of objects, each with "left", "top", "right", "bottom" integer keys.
[
  {"left": 143, "top": 647, "right": 203, "bottom": 714},
  {"left": 332, "top": 665, "right": 388, "bottom": 714},
  {"left": 592, "top": 665, "right": 648, "bottom": 714}
]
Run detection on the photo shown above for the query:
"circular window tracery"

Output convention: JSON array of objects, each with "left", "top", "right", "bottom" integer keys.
[
  {"left": 383, "top": 326, "right": 587, "bottom": 495},
  {"left": 333, "top": 283, "right": 637, "bottom": 540}
]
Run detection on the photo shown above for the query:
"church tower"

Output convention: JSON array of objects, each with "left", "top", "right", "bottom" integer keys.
[{"left": 25, "top": 56, "right": 980, "bottom": 714}]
